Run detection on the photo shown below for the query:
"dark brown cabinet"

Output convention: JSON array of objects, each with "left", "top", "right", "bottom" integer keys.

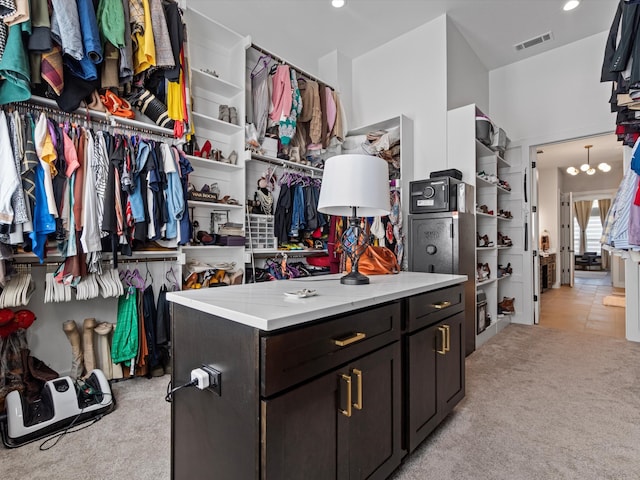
[
  {"left": 405, "top": 286, "right": 466, "bottom": 453},
  {"left": 263, "top": 342, "right": 402, "bottom": 480},
  {"left": 171, "top": 281, "right": 465, "bottom": 480}
]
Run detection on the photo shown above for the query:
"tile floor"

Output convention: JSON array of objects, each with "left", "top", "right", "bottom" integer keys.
[{"left": 539, "top": 270, "right": 626, "bottom": 339}]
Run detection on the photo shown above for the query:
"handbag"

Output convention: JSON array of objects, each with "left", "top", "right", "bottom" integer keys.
[
  {"left": 128, "top": 89, "right": 175, "bottom": 129},
  {"left": 346, "top": 245, "right": 400, "bottom": 275}
]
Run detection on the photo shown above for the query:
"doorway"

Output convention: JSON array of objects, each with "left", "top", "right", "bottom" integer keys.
[{"left": 532, "top": 133, "right": 625, "bottom": 337}]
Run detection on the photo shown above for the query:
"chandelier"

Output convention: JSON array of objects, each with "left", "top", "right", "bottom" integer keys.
[{"left": 566, "top": 145, "right": 611, "bottom": 176}]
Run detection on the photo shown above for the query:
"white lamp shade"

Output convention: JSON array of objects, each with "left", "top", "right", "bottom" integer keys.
[{"left": 318, "top": 154, "right": 391, "bottom": 217}]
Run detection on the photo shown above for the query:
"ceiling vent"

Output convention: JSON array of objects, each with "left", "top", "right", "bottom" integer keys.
[{"left": 514, "top": 32, "right": 553, "bottom": 51}]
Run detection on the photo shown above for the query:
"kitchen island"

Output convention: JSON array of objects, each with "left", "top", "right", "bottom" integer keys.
[{"left": 167, "top": 272, "right": 468, "bottom": 480}]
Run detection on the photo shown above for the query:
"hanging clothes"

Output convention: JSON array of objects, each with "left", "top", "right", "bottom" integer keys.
[
  {"left": 279, "top": 68, "right": 302, "bottom": 145},
  {"left": 270, "top": 64, "right": 292, "bottom": 123},
  {"left": 112, "top": 286, "right": 139, "bottom": 366},
  {"left": 0, "top": 111, "right": 20, "bottom": 231}
]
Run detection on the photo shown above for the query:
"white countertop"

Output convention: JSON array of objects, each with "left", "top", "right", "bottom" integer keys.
[{"left": 167, "top": 272, "right": 467, "bottom": 331}]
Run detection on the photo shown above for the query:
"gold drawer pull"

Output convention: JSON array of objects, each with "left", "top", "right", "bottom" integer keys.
[
  {"left": 444, "top": 324, "right": 451, "bottom": 352},
  {"left": 333, "top": 332, "right": 366, "bottom": 347},
  {"left": 352, "top": 369, "right": 363, "bottom": 410},
  {"left": 431, "top": 301, "right": 452, "bottom": 310},
  {"left": 437, "top": 326, "right": 447, "bottom": 355},
  {"left": 340, "top": 374, "right": 352, "bottom": 417}
]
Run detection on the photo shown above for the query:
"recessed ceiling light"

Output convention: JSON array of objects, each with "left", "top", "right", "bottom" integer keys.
[
  {"left": 563, "top": 0, "right": 580, "bottom": 11},
  {"left": 332, "top": 0, "right": 345, "bottom": 7}
]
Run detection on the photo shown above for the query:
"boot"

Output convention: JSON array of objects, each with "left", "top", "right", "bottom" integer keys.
[
  {"left": 63, "top": 320, "right": 84, "bottom": 379},
  {"left": 289, "top": 146, "right": 300, "bottom": 163},
  {"left": 82, "top": 318, "right": 97, "bottom": 376},
  {"left": 229, "top": 106, "right": 238, "bottom": 125},
  {"left": 218, "top": 104, "right": 230, "bottom": 123},
  {"left": 94, "top": 322, "right": 113, "bottom": 380}
]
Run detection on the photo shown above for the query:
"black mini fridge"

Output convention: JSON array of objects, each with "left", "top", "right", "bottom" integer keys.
[{"left": 408, "top": 211, "right": 476, "bottom": 355}]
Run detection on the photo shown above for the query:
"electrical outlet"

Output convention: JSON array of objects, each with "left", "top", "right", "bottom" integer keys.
[{"left": 201, "top": 365, "right": 221, "bottom": 396}]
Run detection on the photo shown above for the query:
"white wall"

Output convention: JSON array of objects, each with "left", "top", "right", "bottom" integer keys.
[
  {"left": 489, "top": 31, "right": 621, "bottom": 300},
  {"left": 351, "top": 15, "right": 448, "bottom": 180},
  {"left": 446, "top": 17, "right": 489, "bottom": 114},
  {"left": 319, "top": 49, "right": 354, "bottom": 133},
  {"left": 538, "top": 166, "right": 561, "bottom": 283},
  {"left": 489, "top": 31, "right": 615, "bottom": 144}
]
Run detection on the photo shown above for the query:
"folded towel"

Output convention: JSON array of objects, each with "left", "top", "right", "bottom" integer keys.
[{"left": 0, "top": 22, "right": 31, "bottom": 105}]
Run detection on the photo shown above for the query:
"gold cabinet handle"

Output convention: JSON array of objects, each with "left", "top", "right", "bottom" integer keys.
[
  {"left": 431, "top": 301, "right": 452, "bottom": 310},
  {"left": 352, "top": 369, "right": 363, "bottom": 410},
  {"left": 444, "top": 324, "right": 451, "bottom": 352},
  {"left": 333, "top": 332, "right": 366, "bottom": 347},
  {"left": 339, "top": 374, "right": 352, "bottom": 417},
  {"left": 437, "top": 326, "right": 447, "bottom": 355}
]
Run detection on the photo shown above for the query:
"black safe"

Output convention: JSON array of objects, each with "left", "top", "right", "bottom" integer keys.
[
  {"left": 410, "top": 177, "right": 463, "bottom": 214},
  {"left": 408, "top": 211, "right": 476, "bottom": 356}
]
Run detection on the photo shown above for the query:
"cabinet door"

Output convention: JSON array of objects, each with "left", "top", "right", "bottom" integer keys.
[
  {"left": 406, "top": 323, "right": 439, "bottom": 452},
  {"left": 406, "top": 311, "right": 466, "bottom": 453},
  {"left": 262, "top": 342, "right": 403, "bottom": 480},
  {"left": 344, "top": 342, "right": 403, "bottom": 480},
  {"left": 262, "top": 371, "right": 339, "bottom": 480},
  {"left": 438, "top": 311, "right": 465, "bottom": 413}
]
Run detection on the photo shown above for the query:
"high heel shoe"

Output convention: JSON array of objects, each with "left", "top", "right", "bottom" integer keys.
[{"left": 194, "top": 140, "right": 212, "bottom": 158}]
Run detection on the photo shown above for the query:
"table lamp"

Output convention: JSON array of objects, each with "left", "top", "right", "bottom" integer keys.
[{"left": 317, "top": 154, "right": 391, "bottom": 285}]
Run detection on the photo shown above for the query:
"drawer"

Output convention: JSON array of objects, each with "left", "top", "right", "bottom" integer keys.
[
  {"left": 407, "top": 284, "right": 464, "bottom": 332},
  {"left": 261, "top": 301, "right": 401, "bottom": 397}
]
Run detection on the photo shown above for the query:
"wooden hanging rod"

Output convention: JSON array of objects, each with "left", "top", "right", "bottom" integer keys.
[
  {"left": 249, "top": 43, "right": 334, "bottom": 89},
  {"left": 8, "top": 95, "right": 176, "bottom": 139}
]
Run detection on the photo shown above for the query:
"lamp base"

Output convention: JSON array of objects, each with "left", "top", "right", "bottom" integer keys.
[{"left": 340, "top": 271, "right": 370, "bottom": 285}]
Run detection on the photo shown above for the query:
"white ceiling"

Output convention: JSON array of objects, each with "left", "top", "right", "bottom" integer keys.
[
  {"left": 188, "top": 0, "right": 618, "bottom": 71},
  {"left": 535, "top": 133, "right": 625, "bottom": 170},
  {"left": 186, "top": 0, "right": 622, "bottom": 168}
]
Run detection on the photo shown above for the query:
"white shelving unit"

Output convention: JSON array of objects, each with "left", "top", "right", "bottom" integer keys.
[
  {"left": 346, "top": 115, "right": 414, "bottom": 270},
  {"left": 447, "top": 104, "right": 524, "bottom": 348},
  {"left": 183, "top": 8, "right": 250, "bottom": 274}
]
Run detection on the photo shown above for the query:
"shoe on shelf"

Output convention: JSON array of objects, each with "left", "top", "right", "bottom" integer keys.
[
  {"left": 498, "top": 297, "right": 515, "bottom": 314},
  {"left": 196, "top": 230, "right": 216, "bottom": 245},
  {"left": 229, "top": 106, "right": 238, "bottom": 125},
  {"left": 218, "top": 104, "right": 230, "bottom": 123},
  {"left": 194, "top": 140, "right": 212, "bottom": 158},
  {"left": 477, "top": 204, "right": 489, "bottom": 214},
  {"left": 289, "top": 146, "right": 301, "bottom": 163}
]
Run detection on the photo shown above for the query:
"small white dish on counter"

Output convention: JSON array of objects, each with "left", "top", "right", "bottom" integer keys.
[{"left": 284, "top": 289, "right": 317, "bottom": 298}]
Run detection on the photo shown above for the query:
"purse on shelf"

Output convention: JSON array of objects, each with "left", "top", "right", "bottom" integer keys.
[
  {"left": 128, "top": 89, "right": 175, "bottom": 129},
  {"left": 346, "top": 245, "right": 400, "bottom": 275}
]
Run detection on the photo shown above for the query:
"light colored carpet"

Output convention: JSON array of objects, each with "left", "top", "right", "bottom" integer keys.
[
  {"left": 392, "top": 324, "right": 640, "bottom": 480},
  {"left": 3, "top": 325, "right": 640, "bottom": 480},
  {"left": 603, "top": 295, "right": 626, "bottom": 308},
  {"left": 0, "top": 375, "right": 170, "bottom": 480}
]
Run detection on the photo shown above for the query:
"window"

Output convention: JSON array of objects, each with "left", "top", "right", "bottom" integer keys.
[{"left": 573, "top": 200, "right": 603, "bottom": 254}]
